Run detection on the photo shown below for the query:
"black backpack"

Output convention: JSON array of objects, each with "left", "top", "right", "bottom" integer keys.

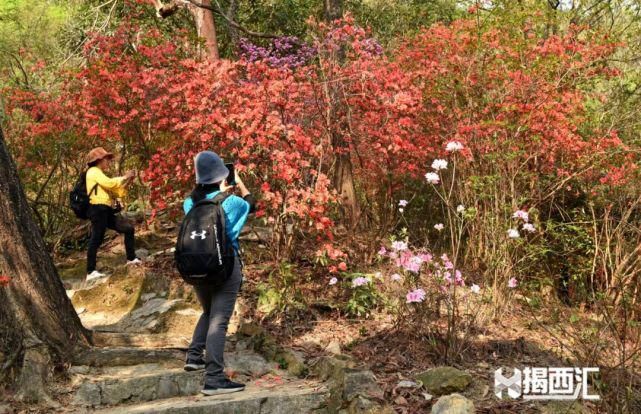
[
  {"left": 175, "top": 193, "right": 235, "bottom": 285},
  {"left": 69, "top": 171, "right": 98, "bottom": 220}
]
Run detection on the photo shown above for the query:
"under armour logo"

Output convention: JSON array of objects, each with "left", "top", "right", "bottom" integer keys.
[{"left": 190, "top": 230, "right": 207, "bottom": 240}]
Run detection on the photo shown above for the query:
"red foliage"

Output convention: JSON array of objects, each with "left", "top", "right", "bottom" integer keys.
[
  {"left": 4, "top": 11, "right": 631, "bottom": 263},
  {"left": 0, "top": 275, "right": 10, "bottom": 287}
]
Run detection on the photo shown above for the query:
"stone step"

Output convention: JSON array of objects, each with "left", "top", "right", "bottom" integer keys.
[
  {"left": 72, "top": 364, "right": 201, "bottom": 407},
  {"left": 72, "top": 352, "right": 281, "bottom": 408},
  {"left": 94, "top": 380, "right": 329, "bottom": 414},
  {"left": 92, "top": 332, "right": 191, "bottom": 349},
  {"left": 73, "top": 347, "right": 184, "bottom": 367}
]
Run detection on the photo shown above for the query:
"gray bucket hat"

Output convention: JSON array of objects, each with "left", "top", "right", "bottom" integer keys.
[{"left": 194, "top": 151, "right": 229, "bottom": 184}]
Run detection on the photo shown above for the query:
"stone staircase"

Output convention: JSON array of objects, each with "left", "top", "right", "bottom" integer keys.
[
  {"left": 68, "top": 346, "right": 329, "bottom": 414},
  {"left": 95, "top": 381, "right": 328, "bottom": 414},
  {"left": 58, "top": 251, "right": 388, "bottom": 413}
]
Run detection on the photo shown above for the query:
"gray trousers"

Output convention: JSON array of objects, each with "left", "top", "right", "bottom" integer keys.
[{"left": 186, "top": 257, "right": 242, "bottom": 384}]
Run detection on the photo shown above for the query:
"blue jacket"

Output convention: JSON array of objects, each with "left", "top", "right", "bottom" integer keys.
[{"left": 183, "top": 192, "right": 251, "bottom": 252}]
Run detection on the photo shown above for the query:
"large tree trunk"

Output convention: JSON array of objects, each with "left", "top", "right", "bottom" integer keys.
[
  {"left": 189, "top": 0, "right": 220, "bottom": 60},
  {"left": 324, "top": 0, "right": 360, "bottom": 228},
  {"left": 0, "top": 126, "right": 90, "bottom": 402}
]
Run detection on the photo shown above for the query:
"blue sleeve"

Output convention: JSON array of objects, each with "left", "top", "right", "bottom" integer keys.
[
  {"left": 222, "top": 195, "right": 251, "bottom": 243},
  {"left": 183, "top": 197, "right": 193, "bottom": 214}
]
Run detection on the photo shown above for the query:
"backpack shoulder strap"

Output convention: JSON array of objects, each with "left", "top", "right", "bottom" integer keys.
[
  {"left": 211, "top": 192, "right": 231, "bottom": 205},
  {"left": 85, "top": 169, "right": 99, "bottom": 195},
  {"left": 192, "top": 192, "right": 230, "bottom": 208}
]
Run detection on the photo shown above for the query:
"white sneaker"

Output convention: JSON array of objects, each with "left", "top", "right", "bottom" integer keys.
[
  {"left": 86, "top": 270, "right": 107, "bottom": 282},
  {"left": 127, "top": 258, "right": 143, "bottom": 266}
]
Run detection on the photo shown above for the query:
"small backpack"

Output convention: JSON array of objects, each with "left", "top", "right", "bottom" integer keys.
[
  {"left": 175, "top": 193, "right": 234, "bottom": 285},
  {"left": 69, "top": 171, "right": 98, "bottom": 220}
]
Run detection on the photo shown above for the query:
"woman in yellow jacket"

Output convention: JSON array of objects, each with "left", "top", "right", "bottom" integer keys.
[{"left": 85, "top": 147, "right": 141, "bottom": 281}]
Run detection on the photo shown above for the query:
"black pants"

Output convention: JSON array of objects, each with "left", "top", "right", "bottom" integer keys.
[
  {"left": 86, "top": 204, "right": 136, "bottom": 273},
  {"left": 186, "top": 258, "right": 242, "bottom": 385}
]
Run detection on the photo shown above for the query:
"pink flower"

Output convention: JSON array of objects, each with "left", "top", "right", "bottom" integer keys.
[
  {"left": 352, "top": 277, "right": 370, "bottom": 287},
  {"left": 329, "top": 277, "right": 338, "bottom": 285},
  {"left": 391, "top": 273, "right": 402, "bottom": 282},
  {"left": 418, "top": 253, "right": 433, "bottom": 263},
  {"left": 391, "top": 240, "right": 408, "bottom": 251},
  {"left": 444, "top": 260, "right": 454, "bottom": 270},
  {"left": 406, "top": 288, "right": 426, "bottom": 303},
  {"left": 378, "top": 246, "right": 387, "bottom": 256},
  {"left": 338, "top": 262, "right": 347, "bottom": 271},
  {"left": 395, "top": 251, "right": 427, "bottom": 273},
  {"left": 443, "top": 271, "right": 452, "bottom": 284},
  {"left": 434, "top": 223, "right": 444, "bottom": 231},
  {"left": 508, "top": 277, "right": 518, "bottom": 288},
  {"left": 455, "top": 270, "right": 465, "bottom": 286},
  {"left": 522, "top": 223, "right": 536, "bottom": 233},
  {"left": 398, "top": 199, "right": 408, "bottom": 207}
]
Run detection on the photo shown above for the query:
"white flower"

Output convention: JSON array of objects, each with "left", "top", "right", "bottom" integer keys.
[
  {"left": 391, "top": 273, "right": 402, "bottom": 282},
  {"left": 512, "top": 210, "right": 529, "bottom": 222},
  {"left": 456, "top": 204, "right": 465, "bottom": 213},
  {"left": 399, "top": 208, "right": 404, "bottom": 213},
  {"left": 398, "top": 199, "right": 408, "bottom": 207},
  {"left": 434, "top": 223, "right": 444, "bottom": 231},
  {"left": 391, "top": 240, "right": 408, "bottom": 251},
  {"left": 522, "top": 223, "right": 536, "bottom": 233},
  {"left": 431, "top": 159, "right": 448, "bottom": 171},
  {"left": 445, "top": 141, "right": 464, "bottom": 152},
  {"left": 329, "top": 277, "right": 338, "bottom": 285},
  {"left": 374, "top": 272, "right": 383, "bottom": 279},
  {"left": 470, "top": 284, "right": 481, "bottom": 294},
  {"left": 425, "top": 172, "right": 440, "bottom": 184},
  {"left": 507, "top": 228, "right": 520, "bottom": 239}
]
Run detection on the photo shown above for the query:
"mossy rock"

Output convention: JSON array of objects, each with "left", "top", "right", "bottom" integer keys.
[{"left": 417, "top": 367, "right": 472, "bottom": 396}]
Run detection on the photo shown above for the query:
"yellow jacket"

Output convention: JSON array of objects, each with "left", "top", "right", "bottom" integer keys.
[{"left": 86, "top": 167, "right": 127, "bottom": 206}]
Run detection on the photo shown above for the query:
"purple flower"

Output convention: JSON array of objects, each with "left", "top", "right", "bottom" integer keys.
[
  {"left": 398, "top": 199, "right": 408, "bottom": 207},
  {"left": 239, "top": 36, "right": 316, "bottom": 69},
  {"left": 352, "top": 276, "right": 370, "bottom": 288}
]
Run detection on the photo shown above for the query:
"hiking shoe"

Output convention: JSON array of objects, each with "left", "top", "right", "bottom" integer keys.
[
  {"left": 184, "top": 359, "right": 206, "bottom": 372},
  {"left": 201, "top": 379, "right": 245, "bottom": 396},
  {"left": 126, "top": 258, "right": 143, "bottom": 266},
  {"left": 86, "top": 270, "right": 108, "bottom": 281}
]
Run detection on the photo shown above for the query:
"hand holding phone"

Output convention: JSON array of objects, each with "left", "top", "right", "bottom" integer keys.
[{"left": 225, "top": 163, "right": 236, "bottom": 186}]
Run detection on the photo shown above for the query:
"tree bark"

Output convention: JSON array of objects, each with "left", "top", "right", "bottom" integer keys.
[
  {"left": 324, "top": 0, "right": 361, "bottom": 228},
  {"left": 0, "top": 126, "right": 90, "bottom": 400},
  {"left": 189, "top": 0, "right": 220, "bottom": 60}
]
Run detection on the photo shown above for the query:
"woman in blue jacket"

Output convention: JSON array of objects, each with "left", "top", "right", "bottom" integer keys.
[{"left": 183, "top": 151, "right": 256, "bottom": 396}]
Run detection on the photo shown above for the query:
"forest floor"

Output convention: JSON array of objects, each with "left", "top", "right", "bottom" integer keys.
[{"left": 17, "top": 216, "right": 631, "bottom": 413}]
